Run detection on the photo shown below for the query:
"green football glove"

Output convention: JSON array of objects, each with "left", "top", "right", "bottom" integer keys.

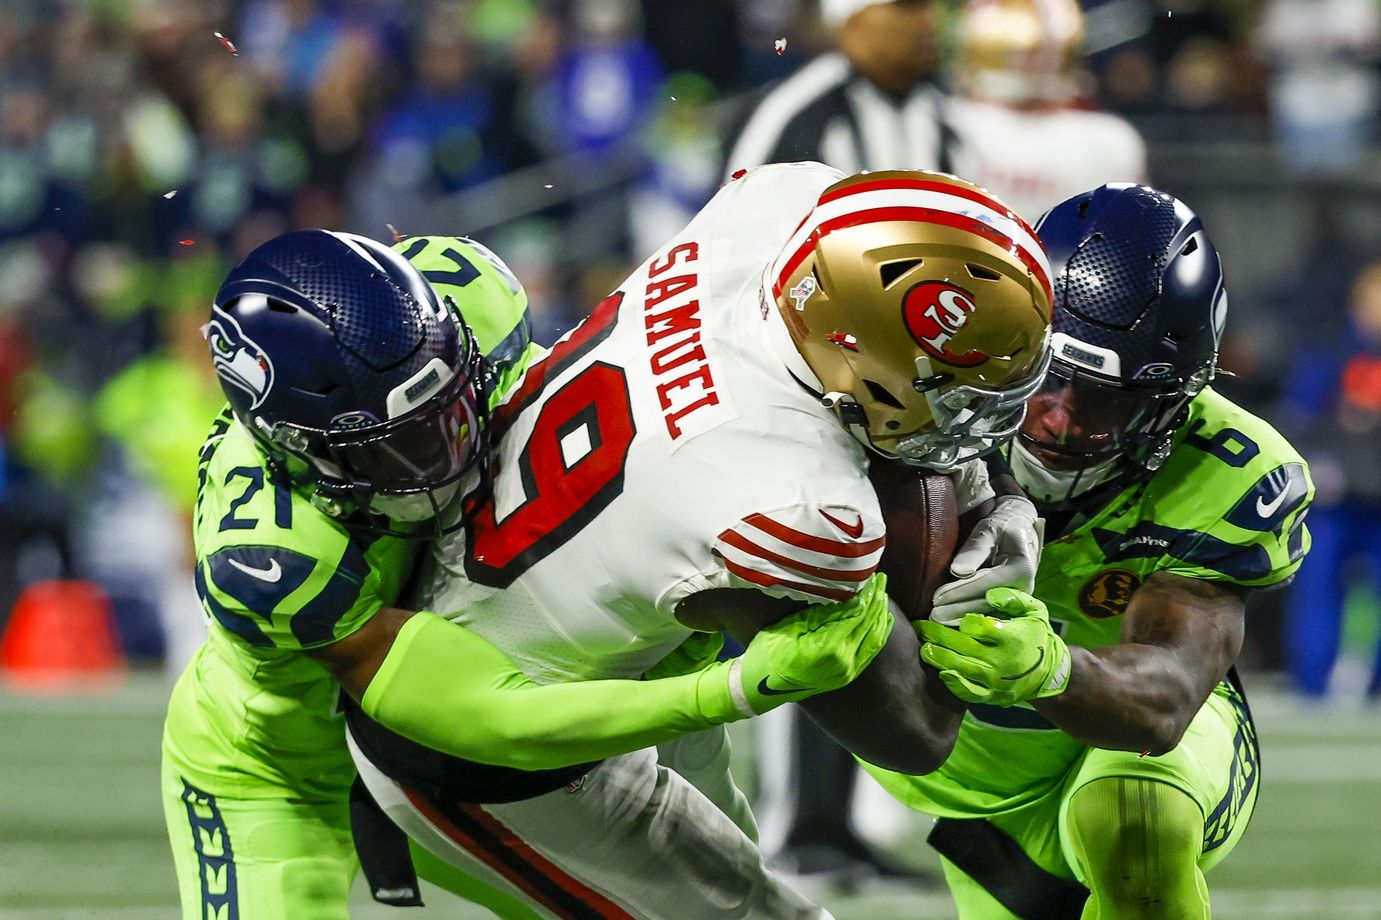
[
  {"left": 917, "top": 587, "right": 1071, "bottom": 707},
  {"left": 707, "top": 572, "right": 893, "bottom": 718},
  {"left": 643, "top": 631, "right": 726, "bottom": 680}
]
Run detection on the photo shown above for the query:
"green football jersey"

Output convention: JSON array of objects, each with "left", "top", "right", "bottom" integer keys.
[
  {"left": 864, "top": 387, "right": 1312, "bottom": 817},
  {"left": 164, "top": 236, "right": 540, "bottom": 799}
]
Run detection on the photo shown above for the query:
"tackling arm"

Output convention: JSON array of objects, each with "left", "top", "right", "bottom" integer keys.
[
  {"left": 677, "top": 587, "right": 964, "bottom": 775},
  {"left": 307, "top": 588, "right": 892, "bottom": 772},
  {"left": 1032, "top": 572, "right": 1246, "bottom": 754}
]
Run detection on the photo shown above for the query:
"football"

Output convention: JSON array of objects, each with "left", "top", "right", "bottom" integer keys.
[{"left": 868, "top": 460, "right": 960, "bottom": 622}]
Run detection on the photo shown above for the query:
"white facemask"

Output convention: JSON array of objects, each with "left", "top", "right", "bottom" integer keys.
[{"left": 1010, "top": 441, "right": 1119, "bottom": 504}]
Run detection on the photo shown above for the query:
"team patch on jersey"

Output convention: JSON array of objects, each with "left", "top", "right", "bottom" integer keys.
[
  {"left": 713, "top": 508, "right": 884, "bottom": 603},
  {"left": 1076, "top": 569, "right": 1142, "bottom": 619},
  {"left": 205, "top": 305, "right": 274, "bottom": 409}
]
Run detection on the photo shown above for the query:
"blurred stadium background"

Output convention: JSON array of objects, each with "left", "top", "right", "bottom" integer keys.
[{"left": 2, "top": 0, "right": 1380, "bottom": 917}]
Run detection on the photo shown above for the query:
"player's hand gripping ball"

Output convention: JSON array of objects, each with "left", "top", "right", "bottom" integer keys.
[
  {"left": 930, "top": 494, "right": 1044, "bottom": 625},
  {"left": 917, "top": 587, "right": 1071, "bottom": 707},
  {"left": 731, "top": 573, "right": 893, "bottom": 715}
]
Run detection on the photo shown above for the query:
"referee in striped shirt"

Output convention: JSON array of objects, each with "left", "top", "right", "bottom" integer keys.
[
  {"left": 722, "top": 0, "right": 958, "bottom": 178},
  {"left": 724, "top": 0, "right": 954, "bottom": 889}
]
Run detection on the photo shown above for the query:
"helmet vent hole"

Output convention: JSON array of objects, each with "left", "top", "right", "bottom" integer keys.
[
  {"left": 1077, "top": 198, "right": 1091, "bottom": 218},
  {"left": 878, "top": 258, "right": 923, "bottom": 289},
  {"left": 267, "top": 300, "right": 298, "bottom": 314},
  {"left": 1180, "top": 237, "right": 1199, "bottom": 256},
  {"left": 966, "top": 263, "right": 1001, "bottom": 282},
  {"left": 863, "top": 379, "right": 905, "bottom": 409}
]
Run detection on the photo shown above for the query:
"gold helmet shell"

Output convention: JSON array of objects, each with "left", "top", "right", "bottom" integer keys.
[
  {"left": 954, "top": 0, "right": 1085, "bottom": 106},
  {"left": 768, "top": 170, "right": 1053, "bottom": 470}
]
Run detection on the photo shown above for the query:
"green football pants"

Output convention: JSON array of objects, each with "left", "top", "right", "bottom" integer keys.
[
  {"left": 941, "top": 688, "right": 1259, "bottom": 919},
  {"left": 161, "top": 755, "right": 539, "bottom": 919}
]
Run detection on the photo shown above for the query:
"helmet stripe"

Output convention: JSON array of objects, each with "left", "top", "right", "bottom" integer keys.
[
  {"left": 772, "top": 204, "right": 1053, "bottom": 306},
  {"left": 818, "top": 176, "right": 1040, "bottom": 244},
  {"left": 811, "top": 186, "right": 1047, "bottom": 276}
]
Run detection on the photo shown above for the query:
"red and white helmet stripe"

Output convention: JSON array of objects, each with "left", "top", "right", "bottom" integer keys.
[{"left": 769, "top": 175, "right": 1052, "bottom": 305}]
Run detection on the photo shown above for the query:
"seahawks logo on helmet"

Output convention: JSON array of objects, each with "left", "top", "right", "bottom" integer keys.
[{"left": 206, "top": 304, "right": 275, "bottom": 409}]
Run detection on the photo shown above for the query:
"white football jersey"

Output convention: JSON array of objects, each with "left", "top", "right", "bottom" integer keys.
[
  {"left": 948, "top": 99, "right": 1148, "bottom": 224},
  {"left": 418, "top": 162, "right": 886, "bottom": 684}
]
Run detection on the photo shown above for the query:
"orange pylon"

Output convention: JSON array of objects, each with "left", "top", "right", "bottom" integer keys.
[{"left": 0, "top": 580, "right": 127, "bottom": 693}]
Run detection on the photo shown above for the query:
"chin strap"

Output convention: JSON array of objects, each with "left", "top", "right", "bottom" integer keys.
[{"left": 820, "top": 391, "right": 877, "bottom": 455}]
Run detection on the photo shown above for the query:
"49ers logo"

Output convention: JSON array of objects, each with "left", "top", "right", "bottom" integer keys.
[{"left": 902, "top": 281, "right": 987, "bottom": 367}]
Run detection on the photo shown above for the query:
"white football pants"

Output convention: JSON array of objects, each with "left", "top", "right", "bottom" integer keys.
[{"left": 348, "top": 726, "right": 832, "bottom": 920}]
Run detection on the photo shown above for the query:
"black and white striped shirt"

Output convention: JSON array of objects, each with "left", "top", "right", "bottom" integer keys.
[{"left": 722, "top": 53, "right": 957, "bottom": 180}]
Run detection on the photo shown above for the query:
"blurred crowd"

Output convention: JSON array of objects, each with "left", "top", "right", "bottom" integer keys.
[{"left": 1, "top": 0, "right": 1379, "bottom": 696}]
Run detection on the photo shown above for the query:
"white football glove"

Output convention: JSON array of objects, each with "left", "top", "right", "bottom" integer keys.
[
  {"left": 930, "top": 494, "right": 1044, "bottom": 625},
  {"left": 949, "top": 457, "right": 996, "bottom": 514}
]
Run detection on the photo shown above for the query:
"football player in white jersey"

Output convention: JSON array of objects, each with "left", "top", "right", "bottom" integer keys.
[
  {"left": 947, "top": 0, "right": 1148, "bottom": 222},
  {"left": 348, "top": 164, "right": 1055, "bottom": 919}
]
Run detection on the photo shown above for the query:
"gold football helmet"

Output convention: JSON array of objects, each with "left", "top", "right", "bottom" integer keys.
[
  {"left": 768, "top": 170, "right": 1052, "bottom": 471},
  {"left": 953, "top": 0, "right": 1085, "bottom": 106}
]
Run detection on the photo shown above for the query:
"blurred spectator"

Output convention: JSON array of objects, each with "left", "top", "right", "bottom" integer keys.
[
  {"left": 946, "top": 0, "right": 1147, "bottom": 223},
  {"left": 547, "top": 0, "right": 664, "bottom": 156},
  {"left": 628, "top": 72, "right": 722, "bottom": 258},
  {"left": 1281, "top": 260, "right": 1381, "bottom": 699},
  {"left": 1088, "top": 0, "right": 1268, "bottom": 127},
  {"left": 1258, "top": 0, "right": 1381, "bottom": 173},
  {"left": 367, "top": 15, "right": 536, "bottom": 194}
]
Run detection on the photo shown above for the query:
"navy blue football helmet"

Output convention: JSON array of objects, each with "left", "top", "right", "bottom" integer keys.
[
  {"left": 1011, "top": 185, "right": 1227, "bottom": 508},
  {"left": 207, "top": 229, "right": 486, "bottom": 527}
]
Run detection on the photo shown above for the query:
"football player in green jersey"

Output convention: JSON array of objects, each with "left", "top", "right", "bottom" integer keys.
[
  {"left": 867, "top": 186, "right": 1314, "bottom": 919},
  {"left": 161, "top": 229, "right": 896, "bottom": 920}
]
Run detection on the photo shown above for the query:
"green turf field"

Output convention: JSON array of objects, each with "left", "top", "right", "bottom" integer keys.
[{"left": 2, "top": 672, "right": 1379, "bottom": 920}]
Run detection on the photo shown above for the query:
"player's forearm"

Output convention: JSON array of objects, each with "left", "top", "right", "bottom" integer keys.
[
  {"left": 801, "top": 619, "right": 962, "bottom": 774},
  {"left": 1033, "top": 643, "right": 1205, "bottom": 755},
  {"left": 363, "top": 613, "right": 740, "bottom": 772}
]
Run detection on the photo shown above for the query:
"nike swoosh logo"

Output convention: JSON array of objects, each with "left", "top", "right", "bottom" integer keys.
[
  {"left": 819, "top": 509, "right": 864, "bottom": 539},
  {"left": 227, "top": 557, "right": 283, "bottom": 583},
  {"left": 757, "top": 676, "right": 809, "bottom": 697},
  {"left": 1003, "top": 647, "right": 1045, "bottom": 682},
  {"left": 1256, "top": 489, "right": 1289, "bottom": 519}
]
